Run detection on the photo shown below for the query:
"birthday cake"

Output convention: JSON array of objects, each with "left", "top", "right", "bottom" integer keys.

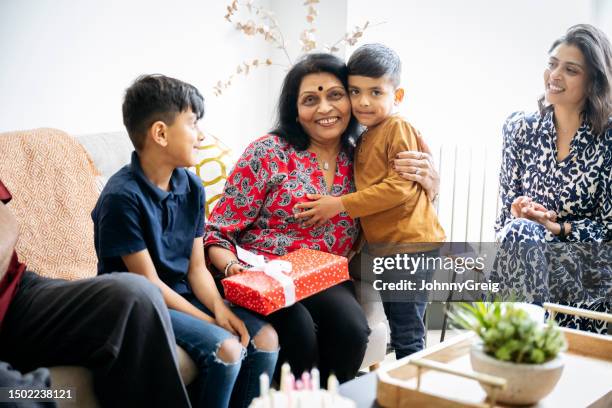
[
  {"left": 249, "top": 364, "right": 356, "bottom": 408},
  {"left": 249, "top": 390, "right": 356, "bottom": 408}
]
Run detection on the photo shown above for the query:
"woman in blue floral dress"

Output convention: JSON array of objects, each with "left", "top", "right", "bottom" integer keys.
[{"left": 493, "top": 24, "right": 611, "bottom": 332}]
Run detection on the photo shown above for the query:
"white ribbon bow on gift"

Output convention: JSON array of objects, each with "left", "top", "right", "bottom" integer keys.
[{"left": 236, "top": 246, "right": 296, "bottom": 307}]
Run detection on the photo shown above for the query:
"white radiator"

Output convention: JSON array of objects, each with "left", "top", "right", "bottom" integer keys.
[{"left": 433, "top": 142, "right": 502, "bottom": 243}]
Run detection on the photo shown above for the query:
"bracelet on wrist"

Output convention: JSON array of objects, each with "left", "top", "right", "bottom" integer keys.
[
  {"left": 430, "top": 192, "right": 439, "bottom": 205},
  {"left": 223, "top": 259, "right": 242, "bottom": 276},
  {"left": 556, "top": 222, "right": 567, "bottom": 241}
]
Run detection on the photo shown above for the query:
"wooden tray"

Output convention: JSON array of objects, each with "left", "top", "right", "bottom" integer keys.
[{"left": 377, "top": 303, "right": 612, "bottom": 407}]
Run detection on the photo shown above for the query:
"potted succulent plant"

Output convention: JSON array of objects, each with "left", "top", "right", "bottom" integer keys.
[{"left": 448, "top": 302, "right": 567, "bottom": 405}]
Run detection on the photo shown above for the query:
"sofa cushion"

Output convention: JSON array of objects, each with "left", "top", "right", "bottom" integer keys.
[
  {"left": 49, "top": 366, "right": 98, "bottom": 408},
  {"left": 177, "top": 345, "right": 197, "bottom": 384},
  {"left": 78, "top": 130, "right": 234, "bottom": 219},
  {"left": 49, "top": 346, "right": 197, "bottom": 408},
  {"left": 191, "top": 133, "right": 233, "bottom": 218},
  {"left": 76, "top": 131, "right": 133, "bottom": 184},
  {"left": 0, "top": 128, "right": 99, "bottom": 280}
]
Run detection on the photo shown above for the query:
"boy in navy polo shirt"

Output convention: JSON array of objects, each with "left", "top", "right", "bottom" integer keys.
[{"left": 92, "top": 74, "right": 278, "bottom": 408}]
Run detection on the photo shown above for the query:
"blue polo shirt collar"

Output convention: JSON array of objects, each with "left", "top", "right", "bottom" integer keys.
[{"left": 130, "top": 151, "right": 190, "bottom": 201}]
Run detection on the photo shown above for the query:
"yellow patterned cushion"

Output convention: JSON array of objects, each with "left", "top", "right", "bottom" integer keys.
[{"left": 190, "top": 134, "right": 233, "bottom": 219}]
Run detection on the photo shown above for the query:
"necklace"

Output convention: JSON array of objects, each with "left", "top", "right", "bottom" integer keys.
[
  {"left": 553, "top": 113, "right": 581, "bottom": 137},
  {"left": 311, "top": 151, "right": 336, "bottom": 171}
]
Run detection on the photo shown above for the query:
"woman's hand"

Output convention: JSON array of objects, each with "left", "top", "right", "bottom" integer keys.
[
  {"left": 293, "top": 194, "right": 345, "bottom": 227},
  {"left": 393, "top": 132, "right": 440, "bottom": 201},
  {"left": 510, "top": 196, "right": 560, "bottom": 233},
  {"left": 213, "top": 300, "right": 250, "bottom": 347},
  {"left": 225, "top": 262, "right": 247, "bottom": 277}
]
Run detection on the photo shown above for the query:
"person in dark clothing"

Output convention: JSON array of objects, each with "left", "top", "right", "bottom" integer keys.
[{"left": 0, "top": 179, "right": 191, "bottom": 408}]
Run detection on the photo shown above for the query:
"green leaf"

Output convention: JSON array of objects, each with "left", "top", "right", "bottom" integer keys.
[{"left": 448, "top": 301, "right": 566, "bottom": 364}]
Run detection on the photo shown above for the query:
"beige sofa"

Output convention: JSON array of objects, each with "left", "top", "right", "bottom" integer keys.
[{"left": 1, "top": 128, "right": 389, "bottom": 407}]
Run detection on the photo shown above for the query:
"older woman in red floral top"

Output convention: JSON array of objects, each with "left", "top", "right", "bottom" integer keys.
[
  {"left": 206, "top": 53, "right": 439, "bottom": 383},
  {"left": 206, "top": 133, "right": 359, "bottom": 259}
]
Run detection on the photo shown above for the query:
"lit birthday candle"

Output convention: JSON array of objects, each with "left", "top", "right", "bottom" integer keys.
[
  {"left": 280, "top": 363, "right": 291, "bottom": 392},
  {"left": 248, "top": 364, "right": 356, "bottom": 408},
  {"left": 327, "top": 374, "right": 338, "bottom": 395}
]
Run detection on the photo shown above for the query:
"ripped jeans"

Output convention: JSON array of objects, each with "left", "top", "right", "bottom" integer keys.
[{"left": 169, "top": 294, "right": 278, "bottom": 408}]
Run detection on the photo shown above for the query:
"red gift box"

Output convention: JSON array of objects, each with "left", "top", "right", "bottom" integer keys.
[{"left": 222, "top": 248, "right": 349, "bottom": 315}]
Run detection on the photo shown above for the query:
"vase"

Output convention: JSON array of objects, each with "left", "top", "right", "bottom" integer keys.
[{"left": 470, "top": 343, "right": 564, "bottom": 405}]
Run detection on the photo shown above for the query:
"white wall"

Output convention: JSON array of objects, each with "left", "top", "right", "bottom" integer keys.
[
  {"left": 2, "top": 0, "right": 607, "bottom": 154},
  {"left": 0, "top": 0, "right": 353, "bottom": 154},
  {"left": 593, "top": 0, "right": 612, "bottom": 36},
  {"left": 0, "top": 0, "right": 275, "bottom": 153},
  {"left": 267, "top": 0, "right": 348, "bottom": 110}
]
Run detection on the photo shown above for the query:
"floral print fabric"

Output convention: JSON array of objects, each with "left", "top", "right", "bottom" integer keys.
[
  {"left": 205, "top": 135, "right": 359, "bottom": 261},
  {"left": 495, "top": 110, "right": 611, "bottom": 241},
  {"left": 493, "top": 110, "right": 611, "bottom": 332}
]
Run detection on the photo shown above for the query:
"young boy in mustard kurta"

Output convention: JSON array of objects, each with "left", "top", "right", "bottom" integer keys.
[{"left": 295, "top": 43, "right": 445, "bottom": 358}]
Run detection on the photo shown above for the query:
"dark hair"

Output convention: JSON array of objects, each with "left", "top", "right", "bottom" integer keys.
[
  {"left": 122, "top": 74, "right": 205, "bottom": 150},
  {"left": 538, "top": 24, "right": 612, "bottom": 136},
  {"left": 271, "top": 53, "right": 359, "bottom": 151},
  {"left": 347, "top": 43, "right": 402, "bottom": 87}
]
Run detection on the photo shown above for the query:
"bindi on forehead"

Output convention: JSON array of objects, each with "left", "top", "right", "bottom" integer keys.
[
  {"left": 301, "top": 73, "right": 343, "bottom": 91},
  {"left": 304, "top": 85, "right": 331, "bottom": 92},
  {"left": 299, "top": 85, "right": 342, "bottom": 97}
]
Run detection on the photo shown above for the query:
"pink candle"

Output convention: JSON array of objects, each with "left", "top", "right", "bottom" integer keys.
[{"left": 301, "top": 372, "right": 311, "bottom": 390}]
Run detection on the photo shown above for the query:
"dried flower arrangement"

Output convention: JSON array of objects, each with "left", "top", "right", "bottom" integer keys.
[{"left": 214, "top": 0, "right": 374, "bottom": 96}]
